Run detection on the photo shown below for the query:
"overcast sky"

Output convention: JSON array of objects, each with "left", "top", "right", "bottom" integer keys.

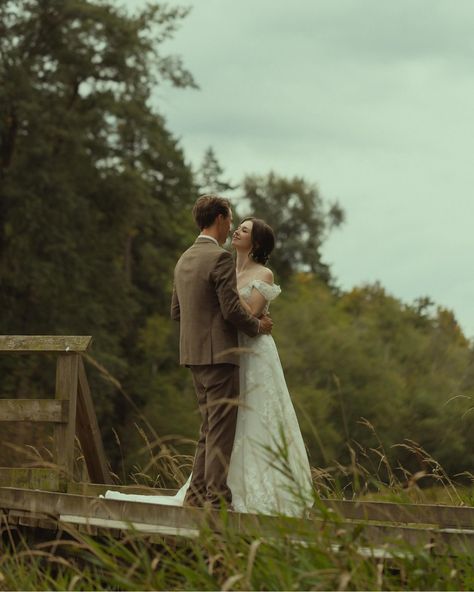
[{"left": 127, "top": 0, "right": 474, "bottom": 337}]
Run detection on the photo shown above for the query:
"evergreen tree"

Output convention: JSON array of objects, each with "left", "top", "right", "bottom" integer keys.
[
  {"left": 196, "top": 147, "right": 236, "bottom": 194},
  {"left": 239, "top": 172, "right": 344, "bottom": 283},
  {"left": 0, "top": 0, "right": 198, "bottom": 467}
]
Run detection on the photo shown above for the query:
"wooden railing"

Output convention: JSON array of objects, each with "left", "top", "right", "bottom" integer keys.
[{"left": 0, "top": 336, "right": 113, "bottom": 491}]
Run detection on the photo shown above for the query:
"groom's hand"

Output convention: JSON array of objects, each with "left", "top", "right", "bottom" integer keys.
[{"left": 258, "top": 314, "right": 273, "bottom": 334}]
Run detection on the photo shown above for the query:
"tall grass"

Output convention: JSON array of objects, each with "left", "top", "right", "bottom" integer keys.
[
  {"left": 2, "top": 502, "right": 474, "bottom": 591},
  {"left": 3, "top": 358, "right": 474, "bottom": 590},
  {"left": 3, "top": 425, "right": 474, "bottom": 591}
]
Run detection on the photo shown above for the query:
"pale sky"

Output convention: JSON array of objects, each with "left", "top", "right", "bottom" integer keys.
[{"left": 125, "top": 0, "right": 474, "bottom": 338}]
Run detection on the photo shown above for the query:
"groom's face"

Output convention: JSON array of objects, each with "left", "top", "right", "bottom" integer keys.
[{"left": 217, "top": 207, "right": 233, "bottom": 245}]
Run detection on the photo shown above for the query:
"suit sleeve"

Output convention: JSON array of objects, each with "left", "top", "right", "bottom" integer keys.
[
  {"left": 212, "top": 251, "right": 259, "bottom": 337},
  {"left": 171, "top": 284, "right": 180, "bottom": 322}
]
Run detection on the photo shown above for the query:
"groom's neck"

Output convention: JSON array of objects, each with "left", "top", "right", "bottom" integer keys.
[{"left": 200, "top": 228, "right": 221, "bottom": 244}]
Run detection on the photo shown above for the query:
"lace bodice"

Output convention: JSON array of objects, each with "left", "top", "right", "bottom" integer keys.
[{"left": 239, "top": 279, "right": 281, "bottom": 313}]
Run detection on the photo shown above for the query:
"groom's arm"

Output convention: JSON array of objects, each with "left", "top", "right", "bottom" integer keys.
[
  {"left": 171, "top": 284, "right": 180, "bottom": 321},
  {"left": 212, "top": 251, "right": 260, "bottom": 337}
]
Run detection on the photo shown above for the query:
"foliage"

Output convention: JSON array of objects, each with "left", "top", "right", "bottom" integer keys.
[
  {"left": 0, "top": 0, "right": 198, "bottom": 465},
  {"left": 196, "top": 146, "right": 237, "bottom": 194},
  {"left": 239, "top": 172, "right": 345, "bottom": 282},
  {"left": 1, "top": 0, "right": 474, "bottom": 489},
  {"left": 273, "top": 275, "right": 474, "bottom": 482},
  {"left": 2, "top": 4, "right": 474, "bottom": 590}
]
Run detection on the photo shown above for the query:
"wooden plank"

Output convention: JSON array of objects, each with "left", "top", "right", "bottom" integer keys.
[
  {"left": 67, "top": 482, "right": 176, "bottom": 496},
  {"left": 0, "top": 399, "right": 68, "bottom": 422},
  {"left": 231, "top": 509, "right": 437, "bottom": 551},
  {"left": 54, "top": 354, "right": 79, "bottom": 484},
  {"left": 0, "top": 335, "right": 92, "bottom": 353},
  {"left": 60, "top": 514, "right": 201, "bottom": 538},
  {"left": 0, "top": 468, "right": 59, "bottom": 490},
  {"left": 0, "top": 487, "right": 448, "bottom": 533},
  {"left": 0, "top": 487, "right": 267, "bottom": 538},
  {"left": 322, "top": 499, "right": 474, "bottom": 529},
  {"left": 7, "top": 510, "right": 19, "bottom": 525},
  {"left": 0, "top": 487, "right": 209, "bottom": 531},
  {"left": 1, "top": 487, "right": 474, "bottom": 553},
  {"left": 56, "top": 487, "right": 474, "bottom": 530},
  {"left": 76, "top": 358, "right": 113, "bottom": 484},
  {"left": 8, "top": 510, "right": 57, "bottom": 530}
]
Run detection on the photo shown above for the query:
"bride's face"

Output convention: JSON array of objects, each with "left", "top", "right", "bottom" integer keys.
[{"left": 231, "top": 220, "right": 253, "bottom": 251}]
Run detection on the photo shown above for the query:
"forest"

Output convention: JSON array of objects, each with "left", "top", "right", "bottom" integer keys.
[{"left": 1, "top": 0, "right": 474, "bottom": 490}]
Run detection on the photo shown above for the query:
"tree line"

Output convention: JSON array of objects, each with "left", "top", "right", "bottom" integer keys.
[{"left": 1, "top": 0, "right": 473, "bottom": 486}]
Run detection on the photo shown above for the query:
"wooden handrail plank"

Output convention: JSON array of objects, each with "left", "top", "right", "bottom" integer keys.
[
  {"left": 322, "top": 498, "right": 474, "bottom": 529},
  {"left": 0, "top": 336, "right": 92, "bottom": 353},
  {"left": 0, "top": 399, "right": 68, "bottom": 422},
  {"left": 76, "top": 358, "right": 113, "bottom": 485}
]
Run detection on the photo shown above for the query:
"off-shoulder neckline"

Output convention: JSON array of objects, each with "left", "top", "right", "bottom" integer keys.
[{"left": 239, "top": 279, "right": 281, "bottom": 291}]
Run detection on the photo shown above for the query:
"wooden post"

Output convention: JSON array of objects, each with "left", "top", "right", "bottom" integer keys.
[
  {"left": 0, "top": 335, "right": 112, "bottom": 492},
  {"left": 54, "top": 353, "right": 79, "bottom": 489},
  {"left": 76, "top": 357, "right": 113, "bottom": 484}
]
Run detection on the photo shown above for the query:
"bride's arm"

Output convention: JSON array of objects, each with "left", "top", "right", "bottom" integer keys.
[
  {"left": 239, "top": 293, "right": 267, "bottom": 317},
  {"left": 239, "top": 296, "right": 252, "bottom": 315},
  {"left": 239, "top": 269, "right": 274, "bottom": 318}
]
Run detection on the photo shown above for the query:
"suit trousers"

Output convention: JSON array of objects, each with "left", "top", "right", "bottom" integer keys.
[{"left": 184, "top": 363, "right": 240, "bottom": 508}]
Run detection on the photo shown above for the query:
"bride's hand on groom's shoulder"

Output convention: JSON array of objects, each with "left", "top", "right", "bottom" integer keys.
[{"left": 258, "top": 314, "right": 273, "bottom": 335}]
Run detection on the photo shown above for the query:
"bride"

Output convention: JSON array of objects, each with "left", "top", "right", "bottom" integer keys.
[{"left": 106, "top": 217, "right": 313, "bottom": 516}]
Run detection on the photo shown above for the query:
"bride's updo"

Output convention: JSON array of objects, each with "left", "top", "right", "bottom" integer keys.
[{"left": 241, "top": 217, "right": 275, "bottom": 265}]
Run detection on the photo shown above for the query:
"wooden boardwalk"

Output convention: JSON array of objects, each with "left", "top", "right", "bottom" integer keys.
[
  {"left": 1, "top": 335, "right": 474, "bottom": 557},
  {"left": 2, "top": 485, "right": 474, "bottom": 556}
]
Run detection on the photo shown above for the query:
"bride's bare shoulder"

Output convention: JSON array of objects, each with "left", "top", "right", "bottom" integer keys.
[{"left": 254, "top": 265, "right": 274, "bottom": 285}]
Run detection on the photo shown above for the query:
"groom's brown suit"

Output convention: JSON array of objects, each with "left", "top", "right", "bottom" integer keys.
[{"left": 171, "top": 236, "right": 259, "bottom": 507}]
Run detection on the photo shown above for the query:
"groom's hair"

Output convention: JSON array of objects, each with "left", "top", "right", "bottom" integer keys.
[{"left": 193, "top": 195, "right": 231, "bottom": 230}]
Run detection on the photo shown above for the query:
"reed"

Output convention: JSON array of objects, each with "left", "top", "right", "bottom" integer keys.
[
  {"left": 2, "top": 424, "right": 474, "bottom": 591},
  {"left": 2, "top": 501, "right": 474, "bottom": 591}
]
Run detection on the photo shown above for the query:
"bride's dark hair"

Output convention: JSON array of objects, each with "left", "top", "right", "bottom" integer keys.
[{"left": 240, "top": 217, "right": 275, "bottom": 265}]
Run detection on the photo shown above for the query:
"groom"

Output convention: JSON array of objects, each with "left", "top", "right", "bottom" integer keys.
[{"left": 171, "top": 195, "right": 273, "bottom": 509}]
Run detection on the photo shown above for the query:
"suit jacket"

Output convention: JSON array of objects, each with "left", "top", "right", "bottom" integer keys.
[{"left": 171, "top": 237, "right": 259, "bottom": 366}]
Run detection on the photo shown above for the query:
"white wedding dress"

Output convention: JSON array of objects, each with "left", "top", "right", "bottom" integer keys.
[{"left": 106, "top": 280, "right": 313, "bottom": 516}]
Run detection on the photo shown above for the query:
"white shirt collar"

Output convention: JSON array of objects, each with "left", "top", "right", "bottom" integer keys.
[{"left": 197, "top": 234, "right": 219, "bottom": 246}]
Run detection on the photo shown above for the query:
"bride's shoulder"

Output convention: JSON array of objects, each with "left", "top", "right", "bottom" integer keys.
[
  {"left": 249, "top": 266, "right": 281, "bottom": 301},
  {"left": 254, "top": 265, "right": 274, "bottom": 285}
]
